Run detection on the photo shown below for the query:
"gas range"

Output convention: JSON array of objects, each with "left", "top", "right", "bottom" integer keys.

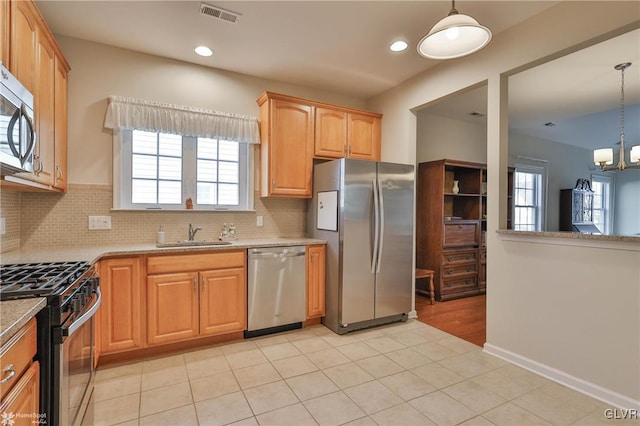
[{"left": 0, "top": 260, "right": 100, "bottom": 426}]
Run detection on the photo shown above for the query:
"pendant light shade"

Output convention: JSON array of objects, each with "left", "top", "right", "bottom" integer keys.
[{"left": 418, "top": 1, "right": 492, "bottom": 60}]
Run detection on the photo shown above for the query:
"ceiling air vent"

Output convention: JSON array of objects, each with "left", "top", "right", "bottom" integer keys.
[{"left": 199, "top": 3, "right": 241, "bottom": 24}]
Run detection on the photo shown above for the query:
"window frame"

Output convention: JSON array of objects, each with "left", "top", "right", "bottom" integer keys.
[
  {"left": 591, "top": 173, "right": 614, "bottom": 235},
  {"left": 513, "top": 163, "right": 547, "bottom": 231},
  {"left": 113, "top": 129, "right": 254, "bottom": 211}
]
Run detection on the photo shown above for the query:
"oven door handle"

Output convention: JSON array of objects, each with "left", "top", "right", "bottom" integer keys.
[{"left": 63, "top": 288, "right": 102, "bottom": 337}]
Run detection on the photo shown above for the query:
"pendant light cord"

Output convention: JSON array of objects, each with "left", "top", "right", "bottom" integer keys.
[{"left": 620, "top": 65, "right": 625, "bottom": 148}]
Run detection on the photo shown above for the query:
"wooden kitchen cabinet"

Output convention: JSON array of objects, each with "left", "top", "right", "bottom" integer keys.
[
  {"left": 0, "top": 318, "right": 37, "bottom": 401},
  {"left": 146, "top": 250, "right": 247, "bottom": 346},
  {"left": 0, "top": 0, "right": 9, "bottom": 66},
  {"left": 3, "top": 0, "right": 70, "bottom": 192},
  {"left": 0, "top": 362, "right": 39, "bottom": 424},
  {"left": 147, "top": 272, "right": 199, "bottom": 345},
  {"left": 306, "top": 245, "right": 326, "bottom": 319},
  {"left": 99, "top": 257, "right": 145, "bottom": 354},
  {"left": 257, "top": 92, "right": 314, "bottom": 198},
  {"left": 417, "top": 160, "right": 513, "bottom": 301},
  {"left": 314, "top": 107, "right": 381, "bottom": 161},
  {"left": 0, "top": 318, "right": 39, "bottom": 420}
]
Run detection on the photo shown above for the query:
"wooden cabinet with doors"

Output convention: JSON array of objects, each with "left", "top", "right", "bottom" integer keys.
[
  {"left": 3, "top": 0, "right": 70, "bottom": 192},
  {"left": 0, "top": 0, "right": 9, "bottom": 66},
  {"left": 306, "top": 244, "right": 326, "bottom": 319},
  {"left": 314, "top": 107, "right": 381, "bottom": 161},
  {"left": 257, "top": 92, "right": 314, "bottom": 198},
  {"left": 0, "top": 318, "right": 39, "bottom": 418},
  {"left": 417, "top": 159, "right": 513, "bottom": 301},
  {"left": 146, "top": 250, "right": 247, "bottom": 346},
  {"left": 98, "top": 257, "right": 145, "bottom": 354}
]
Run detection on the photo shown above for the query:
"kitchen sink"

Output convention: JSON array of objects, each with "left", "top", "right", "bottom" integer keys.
[{"left": 156, "top": 240, "right": 233, "bottom": 248}]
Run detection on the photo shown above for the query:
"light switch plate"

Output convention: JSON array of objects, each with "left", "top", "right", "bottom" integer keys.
[
  {"left": 88, "top": 216, "right": 112, "bottom": 230},
  {"left": 256, "top": 215, "right": 263, "bottom": 227}
]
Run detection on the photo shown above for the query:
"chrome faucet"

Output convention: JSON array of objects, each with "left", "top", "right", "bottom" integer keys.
[{"left": 188, "top": 224, "right": 202, "bottom": 241}]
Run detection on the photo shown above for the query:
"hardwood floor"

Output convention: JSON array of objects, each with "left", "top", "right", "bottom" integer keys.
[{"left": 415, "top": 294, "right": 486, "bottom": 347}]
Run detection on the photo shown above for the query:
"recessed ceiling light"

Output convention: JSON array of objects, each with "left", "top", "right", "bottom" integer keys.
[
  {"left": 194, "top": 45, "right": 213, "bottom": 57},
  {"left": 390, "top": 40, "right": 408, "bottom": 52}
]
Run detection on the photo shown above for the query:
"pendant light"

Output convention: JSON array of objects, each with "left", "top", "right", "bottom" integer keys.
[
  {"left": 417, "top": 0, "right": 492, "bottom": 60},
  {"left": 593, "top": 62, "right": 640, "bottom": 171}
]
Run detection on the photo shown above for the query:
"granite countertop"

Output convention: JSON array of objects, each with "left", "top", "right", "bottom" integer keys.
[
  {"left": 496, "top": 230, "right": 640, "bottom": 244},
  {"left": 0, "top": 237, "right": 327, "bottom": 265},
  {"left": 0, "top": 298, "right": 46, "bottom": 346}
]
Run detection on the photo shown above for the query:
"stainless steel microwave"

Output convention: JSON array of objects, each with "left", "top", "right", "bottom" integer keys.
[{"left": 1, "top": 63, "right": 36, "bottom": 175}]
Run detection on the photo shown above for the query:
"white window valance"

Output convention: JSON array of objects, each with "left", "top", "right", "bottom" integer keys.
[{"left": 103, "top": 96, "right": 260, "bottom": 144}]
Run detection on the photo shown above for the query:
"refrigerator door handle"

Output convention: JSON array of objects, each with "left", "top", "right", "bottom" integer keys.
[
  {"left": 371, "top": 177, "right": 380, "bottom": 273},
  {"left": 376, "top": 176, "right": 385, "bottom": 273}
]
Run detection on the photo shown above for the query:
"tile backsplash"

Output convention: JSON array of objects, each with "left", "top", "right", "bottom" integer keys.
[{"left": 2, "top": 184, "right": 307, "bottom": 252}]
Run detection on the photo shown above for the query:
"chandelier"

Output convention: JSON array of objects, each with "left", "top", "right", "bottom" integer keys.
[{"left": 593, "top": 62, "right": 640, "bottom": 171}]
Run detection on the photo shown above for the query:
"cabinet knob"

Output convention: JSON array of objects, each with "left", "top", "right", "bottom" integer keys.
[
  {"left": 272, "top": 179, "right": 276, "bottom": 188},
  {"left": 445, "top": 282, "right": 452, "bottom": 287},
  {"left": 458, "top": 225, "right": 463, "bottom": 229},
  {"left": 447, "top": 256, "right": 454, "bottom": 261},
  {"left": 447, "top": 269, "right": 453, "bottom": 274},
  {"left": 466, "top": 266, "right": 472, "bottom": 272},
  {"left": 466, "top": 254, "right": 472, "bottom": 259},
  {"left": 465, "top": 279, "right": 473, "bottom": 284}
]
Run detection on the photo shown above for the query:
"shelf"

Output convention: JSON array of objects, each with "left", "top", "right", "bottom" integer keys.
[{"left": 444, "top": 193, "right": 480, "bottom": 197}]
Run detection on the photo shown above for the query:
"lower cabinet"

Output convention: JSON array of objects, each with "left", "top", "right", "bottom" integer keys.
[
  {"left": 146, "top": 251, "right": 247, "bottom": 346},
  {"left": 98, "top": 257, "right": 145, "bottom": 354},
  {"left": 0, "top": 318, "right": 39, "bottom": 420},
  {"left": 306, "top": 245, "right": 326, "bottom": 319}
]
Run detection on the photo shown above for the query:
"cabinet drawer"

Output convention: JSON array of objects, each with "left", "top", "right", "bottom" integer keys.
[
  {"left": 441, "top": 276, "right": 478, "bottom": 294},
  {"left": 0, "top": 318, "right": 36, "bottom": 400},
  {"left": 442, "top": 249, "right": 477, "bottom": 265},
  {"left": 147, "top": 250, "right": 246, "bottom": 275},
  {"left": 442, "top": 263, "right": 477, "bottom": 277},
  {"left": 443, "top": 222, "right": 478, "bottom": 247}
]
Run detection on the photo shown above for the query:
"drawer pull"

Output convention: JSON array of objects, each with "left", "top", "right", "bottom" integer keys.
[
  {"left": 458, "top": 225, "right": 463, "bottom": 229},
  {"left": 447, "top": 256, "right": 454, "bottom": 261},
  {"left": 465, "top": 279, "right": 473, "bottom": 284},
  {"left": 466, "top": 266, "right": 472, "bottom": 272},
  {"left": 447, "top": 269, "right": 453, "bottom": 274},
  {"left": 466, "top": 254, "right": 472, "bottom": 259},
  {"left": 445, "top": 282, "right": 452, "bottom": 287},
  {"left": 0, "top": 364, "right": 16, "bottom": 384}
]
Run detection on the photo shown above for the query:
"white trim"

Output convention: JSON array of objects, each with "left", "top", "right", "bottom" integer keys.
[
  {"left": 407, "top": 310, "right": 418, "bottom": 319},
  {"left": 483, "top": 343, "right": 640, "bottom": 411},
  {"left": 496, "top": 230, "right": 640, "bottom": 251}
]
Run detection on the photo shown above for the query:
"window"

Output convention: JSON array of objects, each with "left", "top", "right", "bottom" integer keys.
[
  {"left": 513, "top": 165, "right": 545, "bottom": 231},
  {"left": 117, "top": 130, "right": 250, "bottom": 210},
  {"left": 591, "top": 174, "right": 613, "bottom": 234}
]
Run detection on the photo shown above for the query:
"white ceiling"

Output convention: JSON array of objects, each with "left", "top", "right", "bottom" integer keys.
[{"left": 35, "top": 1, "right": 639, "bottom": 150}]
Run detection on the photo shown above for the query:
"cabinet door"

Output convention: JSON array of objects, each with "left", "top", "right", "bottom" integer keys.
[
  {"left": 0, "top": 0, "right": 8, "bottom": 66},
  {"left": 314, "top": 107, "right": 347, "bottom": 159},
  {"left": 53, "top": 55, "right": 68, "bottom": 191},
  {"left": 306, "top": 245, "right": 326, "bottom": 319},
  {"left": 263, "top": 98, "right": 314, "bottom": 197},
  {"left": 200, "top": 268, "right": 247, "bottom": 336},
  {"left": 99, "top": 258, "right": 144, "bottom": 354},
  {"left": 0, "top": 361, "right": 39, "bottom": 423},
  {"left": 32, "top": 30, "right": 56, "bottom": 185},
  {"left": 9, "top": 0, "right": 37, "bottom": 93},
  {"left": 147, "top": 272, "right": 199, "bottom": 345},
  {"left": 348, "top": 113, "right": 381, "bottom": 161}
]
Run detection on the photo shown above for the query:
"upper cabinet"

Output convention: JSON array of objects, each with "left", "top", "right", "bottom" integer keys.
[
  {"left": 315, "top": 107, "right": 381, "bottom": 161},
  {"left": 257, "top": 91, "right": 382, "bottom": 198},
  {"left": 3, "top": 0, "right": 70, "bottom": 192},
  {"left": 258, "top": 93, "right": 315, "bottom": 198}
]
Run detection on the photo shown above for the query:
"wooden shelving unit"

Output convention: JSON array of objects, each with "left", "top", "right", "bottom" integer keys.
[{"left": 416, "top": 159, "right": 514, "bottom": 301}]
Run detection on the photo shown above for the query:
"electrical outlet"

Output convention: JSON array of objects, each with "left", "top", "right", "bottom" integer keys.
[
  {"left": 0, "top": 217, "right": 5, "bottom": 235},
  {"left": 256, "top": 215, "right": 263, "bottom": 227},
  {"left": 88, "top": 216, "right": 112, "bottom": 230}
]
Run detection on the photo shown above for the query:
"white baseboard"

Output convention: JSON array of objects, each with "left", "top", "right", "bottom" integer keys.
[{"left": 483, "top": 343, "right": 640, "bottom": 411}]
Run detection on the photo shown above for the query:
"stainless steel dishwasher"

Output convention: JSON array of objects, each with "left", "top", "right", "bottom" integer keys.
[{"left": 245, "top": 246, "right": 307, "bottom": 337}]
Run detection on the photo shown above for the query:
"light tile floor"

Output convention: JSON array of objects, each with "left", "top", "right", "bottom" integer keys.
[{"left": 93, "top": 320, "right": 633, "bottom": 426}]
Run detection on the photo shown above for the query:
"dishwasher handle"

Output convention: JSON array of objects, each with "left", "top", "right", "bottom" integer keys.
[{"left": 250, "top": 250, "right": 306, "bottom": 258}]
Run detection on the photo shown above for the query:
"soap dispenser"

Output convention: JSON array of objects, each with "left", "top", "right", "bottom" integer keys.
[{"left": 157, "top": 226, "right": 165, "bottom": 244}]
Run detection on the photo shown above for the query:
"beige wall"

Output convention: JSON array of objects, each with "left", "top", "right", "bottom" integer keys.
[
  {"left": 1, "top": 36, "right": 369, "bottom": 251},
  {"left": 416, "top": 112, "right": 487, "bottom": 164},
  {"left": 369, "top": 1, "right": 640, "bottom": 407}
]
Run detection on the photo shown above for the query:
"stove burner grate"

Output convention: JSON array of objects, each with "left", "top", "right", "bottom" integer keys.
[{"left": 0, "top": 261, "right": 90, "bottom": 299}]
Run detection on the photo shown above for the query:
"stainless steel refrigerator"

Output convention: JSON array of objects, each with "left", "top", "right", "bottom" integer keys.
[{"left": 308, "top": 158, "right": 414, "bottom": 334}]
